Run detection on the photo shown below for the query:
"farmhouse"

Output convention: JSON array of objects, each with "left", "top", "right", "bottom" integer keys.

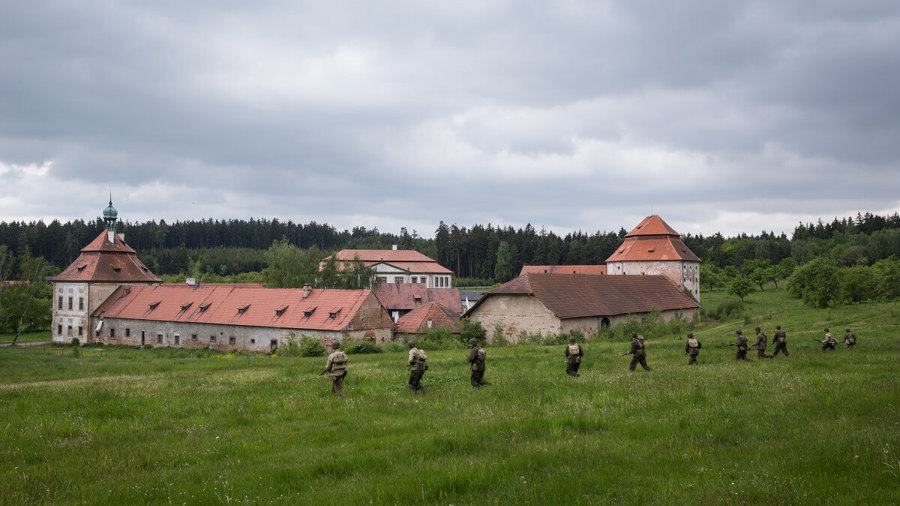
[
  {"left": 606, "top": 215, "right": 701, "bottom": 301},
  {"left": 394, "top": 301, "right": 460, "bottom": 337},
  {"left": 325, "top": 248, "right": 453, "bottom": 288},
  {"left": 465, "top": 273, "right": 700, "bottom": 343},
  {"left": 91, "top": 283, "right": 394, "bottom": 352}
]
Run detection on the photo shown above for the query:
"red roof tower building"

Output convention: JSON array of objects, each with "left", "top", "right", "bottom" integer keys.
[
  {"left": 605, "top": 215, "right": 701, "bottom": 302},
  {"left": 50, "top": 200, "right": 160, "bottom": 344}
]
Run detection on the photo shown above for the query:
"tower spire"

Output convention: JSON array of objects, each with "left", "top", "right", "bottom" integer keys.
[{"left": 102, "top": 195, "right": 119, "bottom": 241}]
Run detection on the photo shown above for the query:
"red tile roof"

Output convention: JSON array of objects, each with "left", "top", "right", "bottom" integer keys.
[
  {"left": 395, "top": 302, "right": 460, "bottom": 334},
  {"left": 606, "top": 236, "right": 701, "bottom": 263},
  {"left": 519, "top": 265, "right": 607, "bottom": 276},
  {"left": 52, "top": 231, "right": 161, "bottom": 283},
  {"left": 327, "top": 249, "right": 453, "bottom": 275},
  {"left": 606, "top": 215, "right": 701, "bottom": 263},
  {"left": 372, "top": 284, "right": 462, "bottom": 315},
  {"left": 92, "top": 285, "right": 377, "bottom": 331},
  {"left": 466, "top": 273, "right": 699, "bottom": 319},
  {"left": 624, "top": 215, "right": 681, "bottom": 238}
]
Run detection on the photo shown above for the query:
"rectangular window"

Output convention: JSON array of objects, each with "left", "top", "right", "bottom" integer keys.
[
  {"left": 157, "top": 333, "right": 163, "bottom": 344},
  {"left": 58, "top": 324, "right": 63, "bottom": 335},
  {"left": 378, "top": 277, "right": 387, "bottom": 284},
  {"left": 192, "top": 334, "right": 198, "bottom": 341},
  {"left": 78, "top": 326, "right": 83, "bottom": 336},
  {"left": 229, "top": 336, "right": 236, "bottom": 345},
  {"left": 67, "top": 325, "right": 73, "bottom": 336},
  {"left": 394, "top": 276, "right": 404, "bottom": 284},
  {"left": 125, "top": 328, "right": 131, "bottom": 337},
  {"left": 174, "top": 334, "right": 180, "bottom": 346},
  {"left": 210, "top": 335, "right": 216, "bottom": 343},
  {"left": 79, "top": 298, "right": 84, "bottom": 311},
  {"left": 109, "top": 328, "right": 116, "bottom": 339},
  {"left": 250, "top": 338, "right": 256, "bottom": 344},
  {"left": 58, "top": 297, "right": 63, "bottom": 310},
  {"left": 68, "top": 297, "right": 73, "bottom": 310}
]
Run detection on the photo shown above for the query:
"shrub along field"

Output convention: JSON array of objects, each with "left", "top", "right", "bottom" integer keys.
[{"left": 0, "top": 288, "right": 898, "bottom": 504}]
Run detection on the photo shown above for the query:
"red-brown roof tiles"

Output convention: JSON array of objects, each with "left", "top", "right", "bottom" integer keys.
[
  {"left": 395, "top": 302, "right": 459, "bottom": 334},
  {"left": 624, "top": 215, "right": 681, "bottom": 238},
  {"left": 92, "top": 285, "right": 376, "bottom": 331},
  {"left": 606, "top": 236, "right": 701, "bottom": 263},
  {"left": 467, "top": 273, "right": 699, "bottom": 320},
  {"left": 325, "top": 249, "right": 453, "bottom": 274},
  {"left": 52, "top": 231, "right": 161, "bottom": 283},
  {"left": 372, "top": 284, "right": 462, "bottom": 315},
  {"left": 519, "top": 265, "right": 607, "bottom": 276}
]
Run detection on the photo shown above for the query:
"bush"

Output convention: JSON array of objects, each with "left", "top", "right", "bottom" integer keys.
[
  {"left": 459, "top": 318, "right": 486, "bottom": 345},
  {"left": 703, "top": 297, "right": 745, "bottom": 321},
  {"left": 417, "top": 327, "right": 465, "bottom": 350},
  {"left": 382, "top": 340, "right": 407, "bottom": 353},
  {"left": 276, "top": 334, "right": 326, "bottom": 357},
  {"left": 839, "top": 265, "right": 878, "bottom": 303},
  {"left": 343, "top": 339, "right": 383, "bottom": 354},
  {"left": 70, "top": 338, "right": 80, "bottom": 346},
  {"left": 491, "top": 323, "right": 508, "bottom": 347},
  {"left": 788, "top": 257, "right": 840, "bottom": 308}
]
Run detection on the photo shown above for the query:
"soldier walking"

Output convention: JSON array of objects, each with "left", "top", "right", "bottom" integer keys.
[
  {"left": 564, "top": 335, "right": 584, "bottom": 376},
  {"left": 685, "top": 333, "right": 701, "bottom": 365},
  {"left": 624, "top": 332, "right": 652, "bottom": 371},
  {"left": 729, "top": 330, "right": 752, "bottom": 361},
  {"left": 407, "top": 341, "right": 428, "bottom": 393},
  {"left": 772, "top": 325, "right": 789, "bottom": 357},
  {"left": 750, "top": 327, "right": 773, "bottom": 359},
  {"left": 843, "top": 328, "right": 857, "bottom": 348},
  {"left": 320, "top": 341, "right": 348, "bottom": 397},
  {"left": 467, "top": 338, "right": 491, "bottom": 387},
  {"left": 819, "top": 328, "right": 837, "bottom": 351}
]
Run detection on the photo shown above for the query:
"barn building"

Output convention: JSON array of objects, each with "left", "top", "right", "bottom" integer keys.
[
  {"left": 91, "top": 284, "right": 394, "bottom": 351},
  {"left": 464, "top": 273, "right": 700, "bottom": 344},
  {"left": 605, "top": 215, "right": 701, "bottom": 301},
  {"left": 371, "top": 282, "right": 462, "bottom": 322},
  {"left": 394, "top": 302, "right": 460, "bottom": 337}
]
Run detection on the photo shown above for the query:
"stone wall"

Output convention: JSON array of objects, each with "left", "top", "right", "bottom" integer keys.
[
  {"left": 467, "top": 295, "right": 562, "bottom": 344},
  {"left": 607, "top": 260, "right": 700, "bottom": 302}
]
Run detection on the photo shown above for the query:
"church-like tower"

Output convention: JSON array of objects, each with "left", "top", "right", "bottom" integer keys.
[
  {"left": 605, "top": 215, "right": 701, "bottom": 302},
  {"left": 50, "top": 200, "right": 160, "bottom": 344}
]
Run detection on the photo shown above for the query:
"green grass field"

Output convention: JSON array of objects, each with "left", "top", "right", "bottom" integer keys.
[
  {"left": 1, "top": 289, "right": 898, "bottom": 504},
  {"left": 0, "top": 330, "right": 51, "bottom": 346}
]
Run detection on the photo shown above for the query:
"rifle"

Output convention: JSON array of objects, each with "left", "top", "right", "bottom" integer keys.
[
  {"left": 622, "top": 351, "right": 632, "bottom": 356},
  {"left": 723, "top": 343, "right": 736, "bottom": 347}
]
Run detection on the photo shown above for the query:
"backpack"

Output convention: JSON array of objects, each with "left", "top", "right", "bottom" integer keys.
[
  {"left": 477, "top": 348, "right": 486, "bottom": 362},
  {"left": 416, "top": 348, "right": 428, "bottom": 369}
]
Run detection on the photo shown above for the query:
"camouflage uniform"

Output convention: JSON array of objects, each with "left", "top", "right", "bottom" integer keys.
[
  {"left": 772, "top": 325, "right": 789, "bottom": 357},
  {"left": 564, "top": 337, "right": 584, "bottom": 376},
  {"left": 407, "top": 342, "right": 428, "bottom": 393},
  {"left": 685, "top": 333, "right": 701, "bottom": 365},
  {"left": 323, "top": 342, "right": 348, "bottom": 397},
  {"left": 625, "top": 333, "right": 652, "bottom": 371},
  {"left": 843, "top": 328, "right": 857, "bottom": 348},
  {"left": 821, "top": 329, "right": 837, "bottom": 351},
  {"left": 751, "top": 327, "right": 773, "bottom": 359},
  {"left": 467, "top": 339, "right": 490, "bottom": 387},
  {"left": 733, "top": 330, "right": 751, "bottom": 361}
]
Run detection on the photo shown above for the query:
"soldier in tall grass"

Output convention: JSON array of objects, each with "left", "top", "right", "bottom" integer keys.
[
  {"left": 844, "top": 328, "right": 857, "bottom": 348},
  {"left": 772, "top": 325, "right": 790, "bottom": 357},
  {"left": 564, "top": 335, "right": 584, "bottom": 376},
  {"left": 407, "top": 341, "right": 428, "bottom": 393},
  {"left": 467, "top": 338, "right": 491, "bottom": 387},
  {"left": 728, "top": 329, "right": 752, "bottom": 361},
  {"left": 623, "top": 332, "right": 652, "bottom": 371},
  {"left": 819, "top": 328, "right": 838, "bottom": 351},
  {"left": 751, "top": 327, "right": 774, "bottom": 359},
  {"left": 321, "top": 341, "right": 348, "bottom": 397},
  {"left": 684, "top": 333, "right": 701, "bottom": 365}
]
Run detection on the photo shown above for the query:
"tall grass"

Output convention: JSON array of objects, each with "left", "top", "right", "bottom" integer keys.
[{"left": 0, "top": 288, "right": 898, "bottom": 504}]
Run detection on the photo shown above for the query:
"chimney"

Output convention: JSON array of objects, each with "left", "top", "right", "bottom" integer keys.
[
  {"left": 392, "top": 244, "right": 398, "bottom": 250},
  {"left": 302, "top": 284, "right": 312, "bottom": 299},
  {"left": 186, "top": 278, "right": 197, "bottom": 287}
]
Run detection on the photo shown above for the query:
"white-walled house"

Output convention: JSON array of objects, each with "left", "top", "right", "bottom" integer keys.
[{"left": 325, "top": 248, "right": 453, "bottom": 288}]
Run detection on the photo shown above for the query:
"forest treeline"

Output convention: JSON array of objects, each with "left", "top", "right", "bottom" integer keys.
[{"left": 1, "top": 212, "right": 898, "bottom": 285}]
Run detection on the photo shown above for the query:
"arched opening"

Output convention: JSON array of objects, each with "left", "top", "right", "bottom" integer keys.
[{"left": 600, "top": 317, "right": 611, "bottom": 329}]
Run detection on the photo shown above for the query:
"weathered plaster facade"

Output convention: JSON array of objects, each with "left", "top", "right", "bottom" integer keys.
[{"left": 607, "top": 260, "right": 700, "bottom": 301}]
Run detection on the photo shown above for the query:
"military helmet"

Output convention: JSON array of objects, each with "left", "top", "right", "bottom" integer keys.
[
  {"left": 845, "top": 328, "right": 851, "bottom": 332},
  {"left": 824, "top": 328, "right": 829, "bottom": 332},
  {"left": 407, "top": 341, "right": 416, "bottom": 349},
  {"left": 736, "top": 329, "right": 742, "bottom": 335},
  {"left": 754, "top": 327, "right": 760, "bottom": 332},
  {"left": 631, "top": 332, "right": 638, "bottom": 338},
  {"left": 468, "top": 338, "right": 477, "bottom": 345},
  {"left": 776, "top": 325, "right": 781, "bottom": 330},
  {"left": 331, "top": 341, "right": 341, "bottom": 349},
  {"left": 687, "top": 333, "right": 693, "bottom": 338},
  {"left": 568, "top": 335, "right": 576, "bottom": 343}
]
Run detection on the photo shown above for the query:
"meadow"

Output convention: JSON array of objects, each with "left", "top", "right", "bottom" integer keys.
[{"left": 0, "top": 288, "right": 898, "bottom": 504}]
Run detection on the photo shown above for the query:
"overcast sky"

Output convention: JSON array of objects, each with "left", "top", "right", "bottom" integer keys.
[{"left": 1, "top": 1, "right": 898, "bottom": 239}]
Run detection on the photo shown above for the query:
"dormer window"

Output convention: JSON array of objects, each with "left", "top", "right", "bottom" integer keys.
[
  {"left": 647, "top": 248, "right": 655, "bottom": 253},
  {"left": 111, "top": 265, "right": 122, "bottom": 272},
  {"left": 237, "top": 304, "right": 250, "bottom": 315},
  {"left": 275, "top": 306, "right": 288, "bottom": 317},
  {"left": 303, "top": 307, "right": 317, "bottom": 318},
  {"left": 148, "top": 301, "right": 161, "bottom": 311},
  {"left": 198, "top": 303, "right": 211, "bottom": 312},
  {"left": 329, "top": 308, "right": 342, "bottom": 319},
  {"left": 76, "top": 264, "right": 87, "bottom": 272},
  {"left": 180, "top": 302, "right": 193, "bottom": 311}
]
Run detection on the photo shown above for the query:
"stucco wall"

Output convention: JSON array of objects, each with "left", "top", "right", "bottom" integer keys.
[
  {"left": 467, "top": 294, "right": 562, "bottom": 344},
  {"left": 606, "top": 260, "right": 700, "bottom": 302},
  {"left": 52, "top": 282, "right": 88, "bottom": 343}
]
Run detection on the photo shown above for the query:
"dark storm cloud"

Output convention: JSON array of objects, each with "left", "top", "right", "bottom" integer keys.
[{"left": 1, "top": 0, "right": 898, "bottom": 237}]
